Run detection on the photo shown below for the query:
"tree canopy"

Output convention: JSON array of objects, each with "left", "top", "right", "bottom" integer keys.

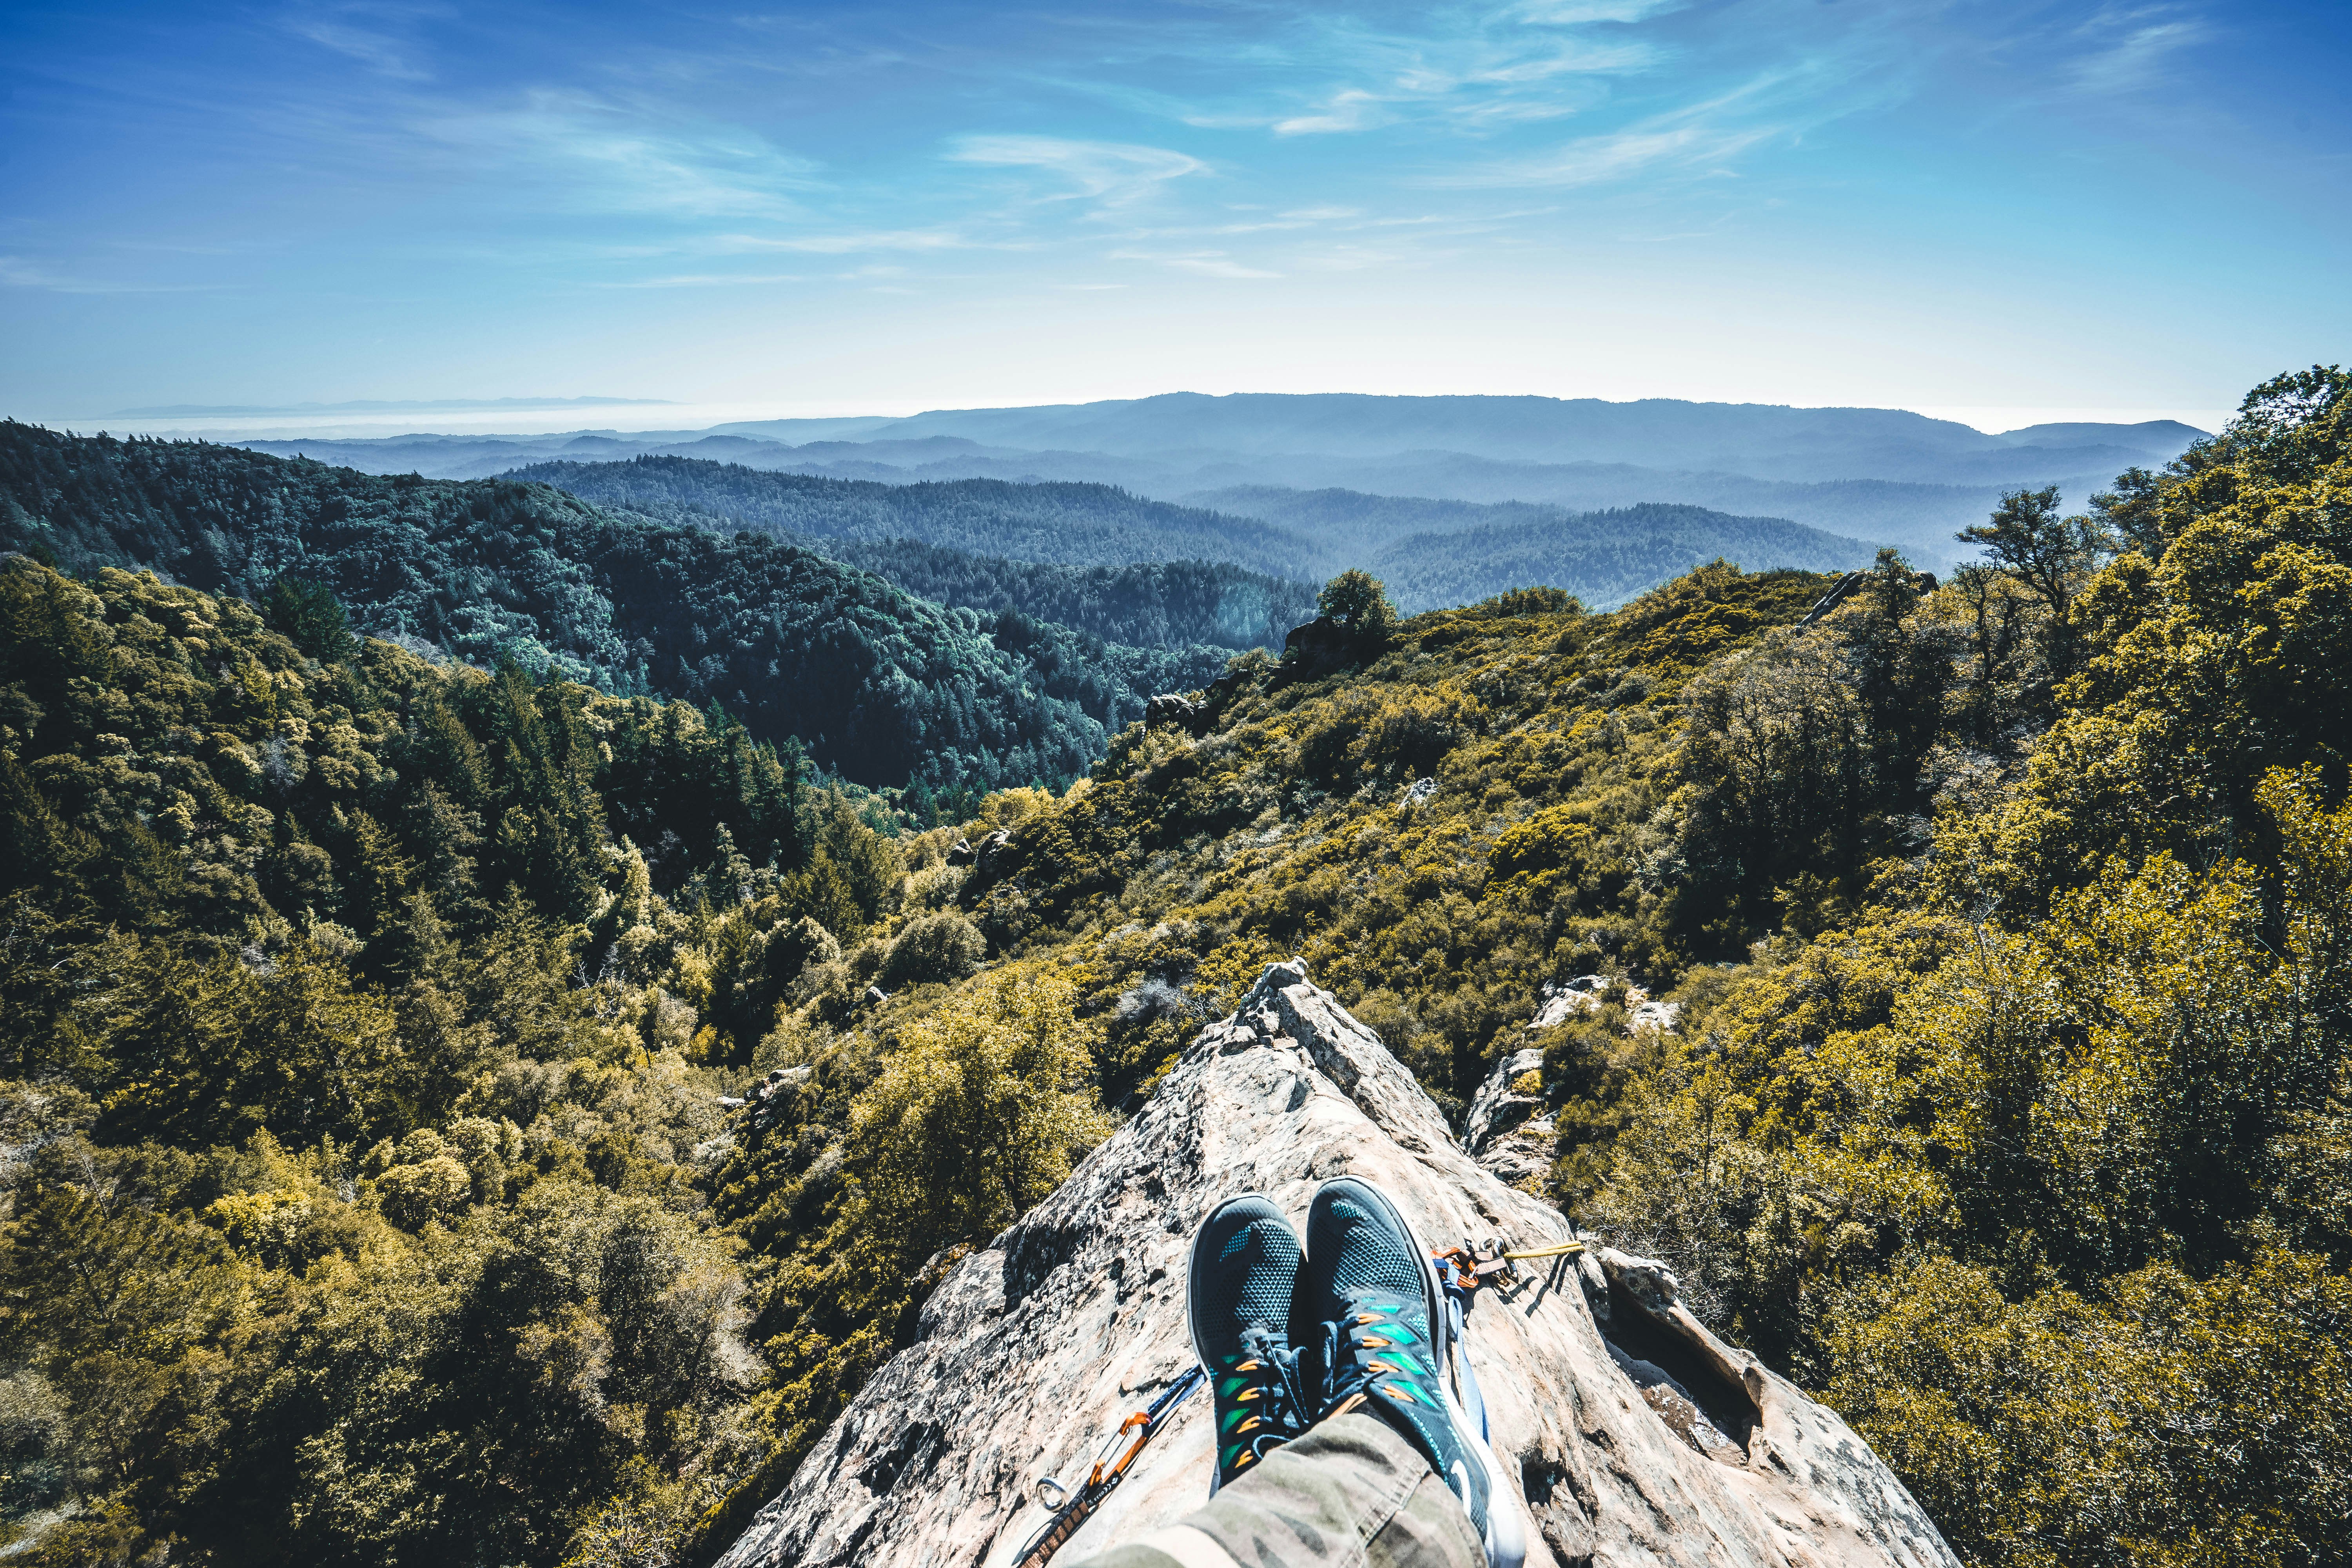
[{"left": 0, "top": 423, "right": 1234, "bottom": 791}]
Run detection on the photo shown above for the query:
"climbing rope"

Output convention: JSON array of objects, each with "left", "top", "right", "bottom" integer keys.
[{"left": 1425, "top": 1234, "right": 1586, "bottom": 1451}]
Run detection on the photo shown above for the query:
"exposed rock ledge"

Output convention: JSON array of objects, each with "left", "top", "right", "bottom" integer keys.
[{"left": 716, "top": 962, "right": 1958, "bottom": 1568}]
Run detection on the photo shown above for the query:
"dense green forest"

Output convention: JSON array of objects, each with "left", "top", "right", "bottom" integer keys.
[
  {"left": 1, "top": 367, "right": 2344, "bottom": 1568},
  {"left": 777, "top": 539, "right": 1313, "bottom": 652},
  {"left": 526, "top": 456, "right": 1883, "bottom": 613},
  {"left": 506, "top": 457, "right": 1313, "bottom": 580},
  {"left": 0, "top": 424, "right": 1234, "bottom": 791},
  {"left": 702, "top": 537, "right": 1313, "bottom": 653}
]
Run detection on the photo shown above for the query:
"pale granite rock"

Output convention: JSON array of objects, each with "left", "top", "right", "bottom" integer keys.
[
  {"left": 1465, "top": 1046, "right": 1552, "bottom": 1191},
  {"left": 715, "top": 961, "right": 1958, "bottom": 1568}
]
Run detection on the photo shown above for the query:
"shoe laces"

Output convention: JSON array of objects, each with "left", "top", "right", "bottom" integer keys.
[
  {"left": 1310, "top": 1297, "right": 1427, "bottom": 1418},
  {"left": 1231, "top": 1325, "right": 1312, "bottom": 1451}
]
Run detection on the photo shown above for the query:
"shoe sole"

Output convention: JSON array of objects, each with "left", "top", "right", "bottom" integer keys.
[
  {"left": 1312, "top": 1178, "right": 1527, "bottom": 1568},
  {"left": 1187, "top": 1193, "right": 1290, "bottom": 1498}
]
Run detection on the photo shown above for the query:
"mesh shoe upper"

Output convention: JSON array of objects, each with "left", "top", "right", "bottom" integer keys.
[{"left": 1187, "top": 1194, "right": 1310, "bottom": 1489}]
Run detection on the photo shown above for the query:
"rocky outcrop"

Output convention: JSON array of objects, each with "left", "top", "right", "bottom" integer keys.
[
  {"left": 1531, "top": 975, "right": 1680, "bottom": 1035},
  {"left": 1467, "top": 978, "right": 1684, "bottom": 1191},
  {"left": 973, "top": 828, "right": 1017, "bottom": 877},
  {"left": 1465, "top": 1047, "right": 1550, "bottom": 1191},
  {"left": 1277, "top": 615, "right": 1356, "bottom": 681},
  {"left": 1145, "top": 693, "right": 1203, "bottom": 732},
  {"left": 716, "top": 962, "right": 1958, "bottom": 1568}
]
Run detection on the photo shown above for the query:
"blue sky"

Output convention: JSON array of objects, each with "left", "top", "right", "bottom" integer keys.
[{"left": 3, "top": 0, "right": 2347, "bottom": 430}]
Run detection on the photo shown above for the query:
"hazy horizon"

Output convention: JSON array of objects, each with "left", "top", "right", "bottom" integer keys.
[
  {"left": 5, "top": 1, "right": 2344, "bottom": 425},
  {"left": 9, "top": 392, "right": 2233, "bottom": 446}
]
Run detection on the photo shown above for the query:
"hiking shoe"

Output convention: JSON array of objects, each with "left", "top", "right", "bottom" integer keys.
[
  {"left": 1187, "top": 1193, "right": 1312, "bottom": 1490},
  {"left": 1294, "top": 1177, "right": 1526, "bottom": 1568}
]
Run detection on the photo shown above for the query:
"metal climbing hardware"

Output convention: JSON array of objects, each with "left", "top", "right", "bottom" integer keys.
[
  {"left": 1013, "top": 1365, "right": 1205, "bottom": 1568},
  {"left": 1432, "top": 1235, "right": 1585, "bottom": 1305},
  {"left": 1429, "top": 1235, "right": 1588, "bottom": 1446}
]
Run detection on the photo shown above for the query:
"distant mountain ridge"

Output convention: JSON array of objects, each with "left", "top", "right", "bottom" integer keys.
[
  {"left": 113, "top": 396, "right": 671, "bottom": 417},
  {"left": 708, "top": 392, "right": 2202, "bottom": 482},
  {"left": 220, "top": 392, "right": 2201, "bottom": 564},
  {"left": 1368, "top": 501, "right": 1880, "bottom": 612},
  {"left": 507, "top": 456, "right": 1314, "bottom": 579},
  {"left": 505, "top": 457, "right": 1322, "bottom": 651},
  {"left": 515, "top": 454, "right": 1883, "bottom": 610}
]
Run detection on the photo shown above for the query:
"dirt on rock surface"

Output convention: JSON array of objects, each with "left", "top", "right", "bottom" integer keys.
[{"left": 715, "top": 961, "right": 1959, "bottom": 1568}]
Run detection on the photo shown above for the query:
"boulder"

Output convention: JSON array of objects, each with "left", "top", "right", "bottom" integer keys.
[
  {"left": 715, "top": 962, "right": 1957, "bottom": 1568},
  {"left": 1629, "top": 998, "right": 1681, "bottom": 1033},
  {"left": 1277, "top": 615, "right": 1355, "bottom": 682},
  {"left": 1530, "top": 975, "right": 1610, "bottom": 1031},
  {"left": 737, "top": 1066, "right": 816, "bottom": 1140},
  {"left": 973, "top": 828, "right": 1017, "bottom": 877},
  {"left": 947, "top": 838, "right": 978, "bottom": 867}
]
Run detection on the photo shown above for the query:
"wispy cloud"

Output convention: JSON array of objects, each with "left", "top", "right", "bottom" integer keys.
[
  {"left": 2069, "top": 7, "right": 2210, "bottom": 95},
  {"left": 1294, "top": 245, "right": 1405, "bottom": 272},
  {"left": 593, "top": 272, "right": 805, "bottom": 289},
  {"left": 1507, "top": 0, "right": 1686, "bottom": 23},
  {"left": 1109, "top": 249, "right": 1279, "bottom": 279},
  {"left": 1081, "top": 4, "right": 1662, "bottom": 141},
  {"left": 10, "top": 0, "right": 2324, "bottom": 417},
  {"left": 1108, "top": 207, "right": 1364, "bottom": 241},
  {"left": 946, "top": 135, "right": 1207, "bottom": 205},
  {"left": 1453, "top": 50, "right": 1897, "bottom": 188},
  {"left": 415, "top": 92, "right": 822, "bottom": 220},
  {"left": 283, "top": 3, "right": 445, "bottom": 81},
  {"left": 720, "top": 228, "right": 977, "bottom": 255},
  {"left": 1275, "top": 89, "right": 1394, "bottom": 137},
  {"left": 0, "top": 256, "right": 222, "bottom": 293},
  {"left": 1477, "top": 122, "right": 1773, "bottom": 185}
]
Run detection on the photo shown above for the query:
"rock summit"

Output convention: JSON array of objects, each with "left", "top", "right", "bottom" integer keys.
[{"left": 716, "top": 961, "right": 1958, "bottom": 1568}]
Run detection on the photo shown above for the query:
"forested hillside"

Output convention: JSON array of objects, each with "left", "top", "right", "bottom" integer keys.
[
  {"left": 1364, "top": 501, "right": 1879, "bottom": 610},
  {"left": 2, "top": 368, "right": 2343, "bottom": 1568},
  {"left": 519, "top": 456, "right": 1876, "bottom": 611},
  {"left": 771, "top": 539, "right": 1313, "bottom": 652},
  {"left": 1166, "top": 485, "right": 1882, "bottom": 604},
  {"left": 508, "top": 456, "right": 1312, "bottom": 579},
  {"left": 0, "top": 424, "right": 1232, "bottom": 791},
  {"left": 238, "top": 426, "right": 2154, "bottom": 557}
]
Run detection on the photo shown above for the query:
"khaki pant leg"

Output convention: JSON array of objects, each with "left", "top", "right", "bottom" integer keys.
[{"left": 1071, "top": 1413, "right": 1483, "bottom": 1568}]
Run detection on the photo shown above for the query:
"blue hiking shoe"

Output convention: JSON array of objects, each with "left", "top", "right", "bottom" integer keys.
[
  {"left": 1294, "top": 1177, "right": 1525, "bottom": 1568},
  {"left": 1187, "top": 1193, "right": 1312, "bottom": 1491}
]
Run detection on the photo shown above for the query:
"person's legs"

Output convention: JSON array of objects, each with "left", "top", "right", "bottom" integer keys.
[
  {"left": 1060, "top": 1177, "right": 1516, "bottom": 1568},
  {"left": 1068, "top": 1411, "right": 1485, "bottom": 1568}
]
